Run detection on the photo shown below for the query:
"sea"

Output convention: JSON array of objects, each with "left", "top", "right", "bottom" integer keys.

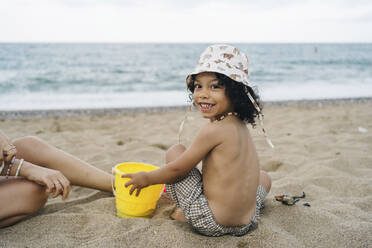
[{"left": 1, "top": 43, "right": 371, "bottom": 111}]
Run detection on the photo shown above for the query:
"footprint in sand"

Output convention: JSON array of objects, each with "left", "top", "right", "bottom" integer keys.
[
  {"left": 41, "top": 191, "right": 112, "bottom": 215},
  {"left": 150, "top": 143, "right": 169, "bottom": 150},
  {"left": 50, "top": 121, "right": 62, "bottom": 132},
  {"left": 263, "top": 160, "right": 284, "bottom": 172}
]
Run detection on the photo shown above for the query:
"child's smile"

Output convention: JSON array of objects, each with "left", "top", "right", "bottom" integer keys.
[
  {"left": 193, "top": 72, "right": 234, "bottom": 121},
  {"left": 199, "top": 103, "right": 215, "bottom": 112}
]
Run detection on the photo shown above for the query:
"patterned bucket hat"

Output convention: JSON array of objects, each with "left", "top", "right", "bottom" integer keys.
[
  {"left": 185, "top": 44, "right": 274, "bottom": 148},
  {"left": 186, "top": 44, "right": 251, "bottom": 87}
]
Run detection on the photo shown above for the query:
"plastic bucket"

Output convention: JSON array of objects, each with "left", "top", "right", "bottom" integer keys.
[{"left": 113, "top": 162, "right": 163, "bottom": 218}]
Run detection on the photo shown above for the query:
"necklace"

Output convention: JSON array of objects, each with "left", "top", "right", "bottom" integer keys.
[{"left": 213, "top": 112, "right": 238, "bottom": 122}]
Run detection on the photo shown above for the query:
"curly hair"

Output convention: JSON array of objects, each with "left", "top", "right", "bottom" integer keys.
[{"left": 187, "top": 72, "right": 262, "bottom": 126}]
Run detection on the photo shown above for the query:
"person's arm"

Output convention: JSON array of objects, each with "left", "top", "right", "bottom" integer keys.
[
  {"left": 122, "top": 122, "right": 223, "bottom": 196},
  {"left": 4, "top": 158, "right": 71, "bottom": 200}
]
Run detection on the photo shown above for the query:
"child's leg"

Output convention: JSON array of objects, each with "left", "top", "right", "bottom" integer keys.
[
  {"left": 0, "top": 177, "right": 49, "bottom": 227},
  {"left": 165, "top": 144, "right": 187, "bottom": 222},
  {"left": 166, "top": 144, "right": 187, "bottom": 163},
  {"left": 256, "top": 170, "right": 271, "bottom": 210},
  {"left": 259, "top": 170, "right": 271, "bottom": 193},
  {"left": 12, "top": 136, "right": 113, "bottom": 193}
]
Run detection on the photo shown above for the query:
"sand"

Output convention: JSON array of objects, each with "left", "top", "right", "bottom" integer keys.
[{"left": 0, "top": 99, "right": 371, "bottom": 248}]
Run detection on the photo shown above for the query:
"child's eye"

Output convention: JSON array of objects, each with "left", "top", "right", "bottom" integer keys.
[
  {"left": 194, "top": 84, "right": 202, "bottom": 89},
  {"left": 211, "top": 85, "right": 220, "bottom": 89}
]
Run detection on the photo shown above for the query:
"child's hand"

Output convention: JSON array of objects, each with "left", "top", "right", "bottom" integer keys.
[{"left": 121, "top": 171, "right": 150, "bottom": 197}]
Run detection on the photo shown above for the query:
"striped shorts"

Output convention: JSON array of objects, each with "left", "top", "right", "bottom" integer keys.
[{"left": 165, "top": 168, "right": 267, "bottom": 237}]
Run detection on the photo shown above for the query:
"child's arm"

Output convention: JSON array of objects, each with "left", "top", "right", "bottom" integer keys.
[{"left": 122, "top": 123, "right": 223, "bottom": 196}]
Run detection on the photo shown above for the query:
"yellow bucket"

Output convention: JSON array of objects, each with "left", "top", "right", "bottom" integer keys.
[{"left": 113, "top": 162, "right": 163, "bottom": 218}]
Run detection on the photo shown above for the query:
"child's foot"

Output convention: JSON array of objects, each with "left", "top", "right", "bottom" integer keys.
[{"left": 171, "top": 207, "right": 187, "bottom": 222}]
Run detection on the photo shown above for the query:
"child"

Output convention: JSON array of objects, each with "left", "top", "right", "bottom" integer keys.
[
  {"left": 0, "top": 131, "right": 113, "bottom": 228},
  {"left": 122, "top": 44, "right": 272, "bottom": 237}
]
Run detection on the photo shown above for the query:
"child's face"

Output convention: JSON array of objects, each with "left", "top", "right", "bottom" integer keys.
[{"left": 193, "top": 72, "right": 234, "bottom": 121}]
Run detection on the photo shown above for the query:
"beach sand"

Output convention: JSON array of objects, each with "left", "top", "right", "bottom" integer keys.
[{"left": 0, "top": 100, "right": 371, "bottom": 247}]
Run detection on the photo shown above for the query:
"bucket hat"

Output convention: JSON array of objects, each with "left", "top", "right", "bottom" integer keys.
[{"left": 186, "top": 44, "right": 251, "bottom": 87}]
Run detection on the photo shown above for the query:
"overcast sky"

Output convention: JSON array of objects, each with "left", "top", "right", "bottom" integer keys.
[{"left": 1, "top": 0, "right": 371, "bottom": 42}]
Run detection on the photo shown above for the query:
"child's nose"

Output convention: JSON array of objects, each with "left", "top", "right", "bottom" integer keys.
[{"left": 198, "top": 88, "right": 209, "bottom": 98}]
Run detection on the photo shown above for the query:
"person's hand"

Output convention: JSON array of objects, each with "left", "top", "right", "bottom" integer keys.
[
  {"left": 23, "top": 163, "right": 71, "bottom": 200},
  {"left": 0, "top": 141, "right": 17, "bottom": 165},
  {"left": 122, "top": 171, "right": 150, "bottom": 197}
]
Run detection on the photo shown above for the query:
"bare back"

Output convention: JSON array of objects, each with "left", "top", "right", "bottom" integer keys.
[{"left": 202, "top": 116, "right": 259, "bottom": 226}]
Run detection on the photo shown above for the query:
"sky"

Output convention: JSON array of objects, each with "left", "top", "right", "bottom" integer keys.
[{"left": 1, "top": 0, "right": 372, "bottom": 43}]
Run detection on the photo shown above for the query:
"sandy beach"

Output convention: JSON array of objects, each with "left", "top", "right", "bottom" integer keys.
[{"left": 0, "top": 99, "right": 371, "bottom": 248}]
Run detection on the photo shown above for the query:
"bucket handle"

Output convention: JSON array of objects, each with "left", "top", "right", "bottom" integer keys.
[{"left": 111, "top": 167, "right": 116, "bottom": 197}]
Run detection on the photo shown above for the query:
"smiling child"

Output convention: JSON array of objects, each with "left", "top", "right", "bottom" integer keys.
[{"left": 122, "top": 44, "right": 272, "bottom": 236}]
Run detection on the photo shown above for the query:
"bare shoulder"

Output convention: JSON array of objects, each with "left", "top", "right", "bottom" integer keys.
[
  {"left": 197, "top": 121, "right": 227, "bottom": 140},
  {"left": 183, "top": 121, "right": 227, "bottom": 166},
  {"left": 188, "top": 122, "right": 225, "bottom": 151},
  {"left": 197, "top": 120, "right": 245, "bottom": 149},
  {"left": 213, "top": 118, "right": 245, "bottom": 135}
]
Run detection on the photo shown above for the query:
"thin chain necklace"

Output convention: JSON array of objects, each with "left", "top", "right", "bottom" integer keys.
[{"left": 213, "top": 112, "right": 238, "bottom": 122}]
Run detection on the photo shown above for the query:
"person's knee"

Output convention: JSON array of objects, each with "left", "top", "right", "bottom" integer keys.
[
  {"left": 166, "top": 144, "right": 186, "bottom": 163},
  {"left": 12, "top": 136, "right": 47, "bottom": 151},
  {"left": 13, "top": 135, "right": 45, "bottom": 145},
  {"left": 12, "top": 136, "right": 51, "bottom": 161},
  {"left": 260, "top": 171, "right": 272, "bottom": 193},
  {"left": 167, "top": 144, "right": 186, "bottom": 153}
]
